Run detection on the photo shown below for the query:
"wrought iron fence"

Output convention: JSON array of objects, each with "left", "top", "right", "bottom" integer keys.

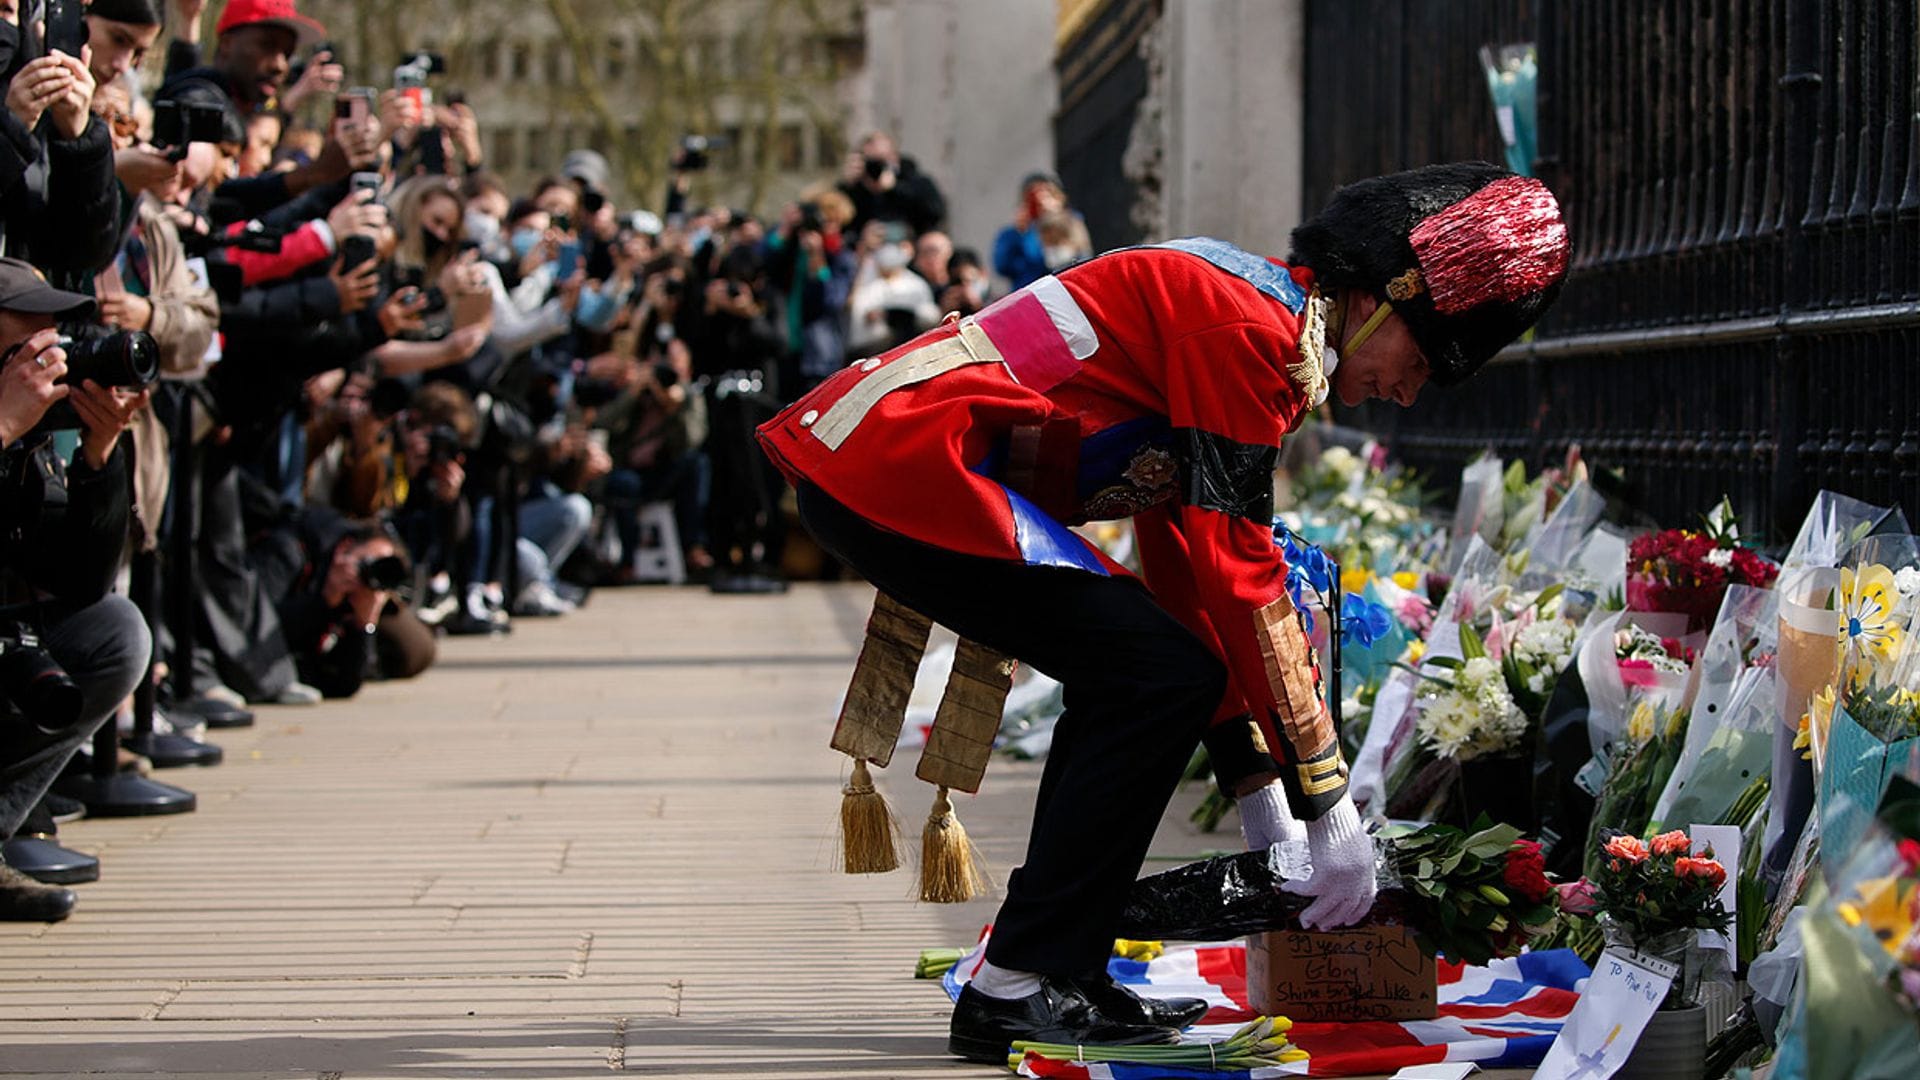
[{"left": 1312, "top": 0, "right": 1920, "bottom": 543}]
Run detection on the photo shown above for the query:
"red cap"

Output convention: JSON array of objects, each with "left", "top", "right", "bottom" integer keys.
[{"left": 215, "top": 0, "right": 327, "bottom": 48}]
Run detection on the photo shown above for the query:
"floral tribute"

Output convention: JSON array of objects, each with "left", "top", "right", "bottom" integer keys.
[
  {"left": 1591, "top": 828, "right": 1732, "bottom": 943},
  {"left": 1626, "top": 498, "right": 1779, "bottom": 631}
]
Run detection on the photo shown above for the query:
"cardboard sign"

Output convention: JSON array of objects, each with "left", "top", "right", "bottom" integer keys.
[
  {"left": 1246, "top": 926, "right": 1438, "bottom": 1022},
  {"left": 1533, "top": 948, "right": 1678, "bottom": 1080}
]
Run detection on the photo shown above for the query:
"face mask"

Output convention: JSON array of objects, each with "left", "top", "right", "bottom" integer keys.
[
  {"left": 422, "top": 231, "right": 448, "bottom": 257},
  {"left": 875, "top": 245, "right": 910, "bottom": 272},
  {"left": 464, "top": 211, "right": 500, "bottom": 249},
  {"left": 1043, "top": 244, "right": 1076, "bottom": 268},
  {"left": 575, "top": 286, "right": 617, "bottom": 332},
  {"left": 511, "top": 227, "right": 542, "bottom": 260}
]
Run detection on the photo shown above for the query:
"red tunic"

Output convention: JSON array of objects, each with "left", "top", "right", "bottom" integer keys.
[{"left": 759, "top": 245, "right": 1341, "bottom": 801}]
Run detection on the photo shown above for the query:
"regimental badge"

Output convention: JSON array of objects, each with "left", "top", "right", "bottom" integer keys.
[{"left": 1081, "top": 445, "right": 1179, "bottom": 520}]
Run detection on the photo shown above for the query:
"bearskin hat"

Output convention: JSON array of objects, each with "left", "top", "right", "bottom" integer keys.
[{"left": 1288, "top": 162, "right": 1570, "bottom": 387}]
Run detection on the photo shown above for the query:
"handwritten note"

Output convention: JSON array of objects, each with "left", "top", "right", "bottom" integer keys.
[
  {"left": 1246, "top": 927, "right": 1437, "bottom": 1022},
  {"left": 1534, "top": 949, "right": 1677, "bottom": 1080}
]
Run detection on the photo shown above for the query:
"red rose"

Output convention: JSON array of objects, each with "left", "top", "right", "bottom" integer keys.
[
  {"left": 1502, "top": 840, "right": 1554, "bottom": 904},
  {"left": 1898, "top": 839, "right": 1920, "bottom": 875}
]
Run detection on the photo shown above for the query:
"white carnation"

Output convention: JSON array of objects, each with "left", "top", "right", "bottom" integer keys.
[
  {"left": 1897, "top": 567, "right": 1920, "bottom": 599},
  {"left": 1705, "top": 547, "right": 1733, "bottom": 569}
]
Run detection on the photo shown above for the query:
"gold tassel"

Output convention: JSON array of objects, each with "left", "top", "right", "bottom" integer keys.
[
  {"left": 919, "top": 785, "right": 988, "bottom": 902},
  {"left": 839, "top": 758, "right": 901, "bottom": 874}
]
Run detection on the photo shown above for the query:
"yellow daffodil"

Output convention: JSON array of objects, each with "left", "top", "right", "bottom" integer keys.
[
  {"left": 1404, "top": 639, "right": 1426, "bottom": 665},
  {"left": 1341, "top": 567, "right": 1373, "bottom": 595},
  {"left": 1393, "top": 571, "right": 1420, "bottom": 591},
  {"left": 1793, "top": 711, "right": 1813, "bottom": 760}
]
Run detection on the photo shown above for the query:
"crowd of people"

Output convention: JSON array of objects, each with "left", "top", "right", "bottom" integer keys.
[{"left": 0, "top": 0, "right": 1098, "bottom": 922}]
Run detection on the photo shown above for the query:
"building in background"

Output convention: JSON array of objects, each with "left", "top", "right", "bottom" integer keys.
[{"left": 299, "top": 0, "right": 866, "bottom": 214}]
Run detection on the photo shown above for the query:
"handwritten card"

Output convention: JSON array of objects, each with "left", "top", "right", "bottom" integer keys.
[{"left": 1533, "top": 949, "right": 1677, "bottom": 1080}]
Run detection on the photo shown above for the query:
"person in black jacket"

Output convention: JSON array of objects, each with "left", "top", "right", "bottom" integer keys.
[
  {"left": 153, "top": 0, "right": 372, "bottom": 220},
  {"left": 249, "top": 506, "right": 434, "bottom": 701},
  {"left": 836, "top": 130, "right": 947, "bottom": 239},
  {"left": 0, "top": 3, "right": 122, "bottom": 286},
  {"left": 0, "top": 263, "right": 150, "bottom": 922}
]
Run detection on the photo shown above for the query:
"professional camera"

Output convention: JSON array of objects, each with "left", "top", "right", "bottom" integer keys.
[
  {"left": 426, "top": 425, "right": 462, "bottom": 466},
  {"left": 0, "top": 621, "right": 82, "bottom": 732},
  {"left": 358, "top": 555, "right": 409, "bottom": 592},
  {"left": 796, "top": 201, "right": 826, "bottom": 234},
  {"left": 14, "top": 331, "right": 160, "bottom": 432},
  {"left": 153, "top": 100, "right": 231, "bottom": 154}
]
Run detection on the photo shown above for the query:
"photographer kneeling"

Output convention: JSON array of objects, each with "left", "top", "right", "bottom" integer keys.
[
  {"left": 250, "top": 508, "right": 434, "bottom": 701},
  {"left": 0, "top": 261, "right": 151, "bottom": 922}
]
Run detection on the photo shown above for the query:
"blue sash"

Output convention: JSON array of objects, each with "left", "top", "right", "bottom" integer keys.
[{"left": 1150, "top": 237, "right": 1307, "bottom": 315}]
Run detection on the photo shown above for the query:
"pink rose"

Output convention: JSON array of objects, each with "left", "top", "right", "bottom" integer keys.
[{"left": 1555, "top": 879, "right": 1599, "bottom": 916}]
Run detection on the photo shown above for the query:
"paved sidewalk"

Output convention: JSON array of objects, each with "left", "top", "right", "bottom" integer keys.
[{"left": 0, "top": 583, "right": 1223, "bottom": 1078}]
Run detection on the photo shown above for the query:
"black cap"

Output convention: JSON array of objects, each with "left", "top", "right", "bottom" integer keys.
[{"left": 0, "top": 258, "right": 97, "bottom": 320}]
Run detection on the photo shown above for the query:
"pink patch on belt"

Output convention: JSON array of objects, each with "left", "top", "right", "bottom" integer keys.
[{"left": 976, "top": 291, "right": 1081, "bottom": 393}]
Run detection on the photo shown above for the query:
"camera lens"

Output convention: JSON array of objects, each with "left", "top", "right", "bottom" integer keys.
[
  {"left": 57, "top": 331, "right": 160, "bottom": 389},
  {"left": 358, "top": 555, "right": 408, "bottom": 591},
  {"left": 863, "top": 157, "right": 888, "bottom": 181}
]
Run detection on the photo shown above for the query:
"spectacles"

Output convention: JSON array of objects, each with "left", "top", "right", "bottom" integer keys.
[{"left": 95, "top": 109, "right": 141, "bottom": 140}]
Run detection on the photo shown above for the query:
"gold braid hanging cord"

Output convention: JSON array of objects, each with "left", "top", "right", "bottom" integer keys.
[
  {"left": 830, "top": 592, "right": 932, "bottom": 873},
  {"left": 826, "top": 593, "right": 1016, "bottom": 900},
  {"left": 916, "top": 638, "right": 1016, "bottom": 902}
]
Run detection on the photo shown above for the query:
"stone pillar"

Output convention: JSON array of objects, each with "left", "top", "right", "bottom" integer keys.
[
  {"left": 857, "top": 0, "right": 1058, "bottom": 257},
  {"left": 1156, "top": 0, "right": 1307, "bottom": 253}
]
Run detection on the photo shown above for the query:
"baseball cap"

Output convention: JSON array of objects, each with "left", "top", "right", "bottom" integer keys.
[
  {"left": 560, "top": 149, "right": 612, "bottom": 194},
  {"left": 216, "top": 0, "right": 327, "bottom": 49},
  {"left": 0, "top": 259, "right": 97, "bottom": 320}
]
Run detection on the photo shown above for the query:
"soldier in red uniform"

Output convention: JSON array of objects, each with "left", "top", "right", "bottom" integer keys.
[{"left": 759, "top": 163, "right": 1570, "bottom": 1060}]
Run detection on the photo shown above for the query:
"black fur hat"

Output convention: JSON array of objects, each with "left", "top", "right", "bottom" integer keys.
[{"left": 1289, "top": 162, "right": 1570, "bottom": 387}]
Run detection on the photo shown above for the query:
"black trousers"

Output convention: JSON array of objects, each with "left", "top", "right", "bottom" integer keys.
[{"left": 797, "top": 485, "right": 1225, "bottom": 976}]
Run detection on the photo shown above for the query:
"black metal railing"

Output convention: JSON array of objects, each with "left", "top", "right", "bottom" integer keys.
[{"left": 1311, "top": 0, "right": 1920, "bottom": 543}]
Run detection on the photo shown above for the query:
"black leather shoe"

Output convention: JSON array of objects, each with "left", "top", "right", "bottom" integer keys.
[
  {"left": 948, "top": 979, "right": 1181, "bottom": 1064},
  {"left": 0, "top": 861, "right": 77, "bottom": 921},
  {"left": 1, "top": 835, "right": 99, "bottom": 885},
  {"left": 180, "top": 696, "right": 254, "bottom": 730},
  {"left": 1068, "top": 973, "right": 1211, "bottom": 1029}
]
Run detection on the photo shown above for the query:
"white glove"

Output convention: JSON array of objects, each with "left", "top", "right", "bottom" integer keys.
[
  {"left": 1278, "top": 795, "right": 1378, "bottom": 929},
  {"left": 1238, "top": 779, "right": 1308, "bottom": 851}
]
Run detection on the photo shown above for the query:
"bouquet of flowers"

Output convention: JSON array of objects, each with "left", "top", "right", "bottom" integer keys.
[
  {"left": 1591, "top": 828, "right": 1732, "bottom": 1007},
  {"left": 1381, "top": 574, "right": 1583, "bottom": 826},
  {"left": 1627, "top": 498, "right": 1779, "bottom": 633},
  {"left": 1116, "top": 818, "right": 1587, "bottom": 966}
]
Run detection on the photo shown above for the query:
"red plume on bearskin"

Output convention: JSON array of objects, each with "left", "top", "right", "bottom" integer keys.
[{"left": 1410, "top": 176, "right": 1570, "bottom": 315}]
